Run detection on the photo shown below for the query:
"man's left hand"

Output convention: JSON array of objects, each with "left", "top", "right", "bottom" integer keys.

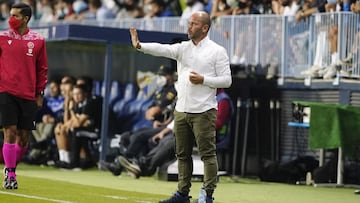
[{"left": 189, "top": 71, "right": 204, "bottom": 84}]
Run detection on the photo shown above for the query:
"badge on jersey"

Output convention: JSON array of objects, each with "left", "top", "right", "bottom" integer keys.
[{"left": 26, "top": 42, "right": 34, "bottom": 56}]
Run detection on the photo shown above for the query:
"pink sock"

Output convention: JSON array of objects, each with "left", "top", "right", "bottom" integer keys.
[
  {"left": 3, "top": 143, "right": 16, "bottom": 178},
  {"left": 15, "top": 144, "right": 28, "bottom": 163}
]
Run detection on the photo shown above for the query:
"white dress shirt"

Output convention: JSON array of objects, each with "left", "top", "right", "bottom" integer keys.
[{"left": 139, "top": 36, "right": 232, "bottom": 113}]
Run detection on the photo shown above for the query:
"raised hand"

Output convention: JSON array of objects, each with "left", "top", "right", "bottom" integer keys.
[{"left": 129, "top": 27, "right": 141, "bottom": 49}]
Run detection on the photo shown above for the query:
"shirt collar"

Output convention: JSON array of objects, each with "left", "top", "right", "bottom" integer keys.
[
  {"left": 192, "top": 36, "right": 209, "bottom": 47},
  {"left": 10, "top": 27, "right": 30, "bottom": 36},
  {"left": 78, "top": 99, "right": 88, "bottom": 108}
]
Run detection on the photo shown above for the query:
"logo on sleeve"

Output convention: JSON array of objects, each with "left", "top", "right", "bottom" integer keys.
[
  {"left": 7, "top": 40, "right": 12, "bottom": 45},
  {"left": 26, "top": 42, "right": 34, "bottom": 56}
]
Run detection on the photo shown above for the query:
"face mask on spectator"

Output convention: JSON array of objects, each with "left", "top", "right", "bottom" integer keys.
[
  {"left": 57, "top": 8, "right": 69, "bottom": 18},
  {"left": 144, "top": 5, "right": 153, "bottom": 14}
]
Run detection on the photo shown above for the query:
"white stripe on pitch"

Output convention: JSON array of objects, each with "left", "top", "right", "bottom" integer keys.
[{"left": 0, "top": 191, "right": 74, "bottom": 203}]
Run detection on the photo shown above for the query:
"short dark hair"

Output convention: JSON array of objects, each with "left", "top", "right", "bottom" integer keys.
[
  {"left": 73, "top": 84, "right": 88, "bottom": 95},
  {"left": 11, "top": 3, "right": 32, "bottom": 22}
]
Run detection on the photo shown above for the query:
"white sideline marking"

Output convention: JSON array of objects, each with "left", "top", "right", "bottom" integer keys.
[
  {"left": 103, "top": 195, "right": 128, "bottom": 200},
  {"left": 0, "top": 191, "right": 74, "bottom": 203},
  {"left": 103, "top": 195, "right": 152, "bottom": 203}
]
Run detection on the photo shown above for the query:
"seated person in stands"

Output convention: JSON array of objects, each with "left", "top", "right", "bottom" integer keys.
[
  {"left": 116, "top": 65, "right": 177, "bottom": 152},
  {"left": 120, "top": 114, "right": 173, "bottom": 160},
  {"left": 100, "top": 65, "right": 178, "bottom": 173},
  {"left": 27, "top": 79, "right": 64, "bottom": 164},
  {"left": 54, "top": 84, "right": 102, "bottom": 169},
  {"left": 106, "top": 89, "right": 233, "bottom": 177},
  {"left": 145, "top": 65, "right": 177, "bottom": 123},
  {"left": 118, "top": 119, "right": 175, "bottom": 178},
  {"left": 53, "top": 76, "right": 76, "bottom": 164},
  {"left": 102, "top": 99, "right": 175, "bottom": 175}
]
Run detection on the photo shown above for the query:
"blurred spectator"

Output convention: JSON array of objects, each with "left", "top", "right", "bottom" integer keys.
[
  {"left": 179, "top": 0, "right": 205, "bottom": 26},
  {"left": 230, "top": 0, "right": 260, "bottom": 64},
  {"left": 69, "top": 80, "right": 103, "bottom": 170},
  {"left": 336, "top": 1, "right": 360, "bottom": 75},
  {"left": 298, "top": 0, "right": 355, "bottom": 79},
  {"left": 54, "top": 0, "right": 74, "bottom": 20},
  {"left": 34, "top": 79, "right": 64, "bottom": 140},
  {"left": 351, "top": 0, "right": 360, "bottom": 12},
  {"left": 256, "top": 0, "right": 274, "bottom": 14},
  {"left": 22, "top": 0, "right": 38, "bottom": 21},
  {"left": 143, "top": 0, "right": 176, "bottom": 18},
  {"left": 0, "top": 0, "right": 12, "bottom": 21},
  {"left": 83, "top": 0, "right": 116, "bottom": 20},
  {"left": 210, "top": 0, "right": 232, "bottom": 20},
  {"left": 54, "top": 76, "right": 76, "bottom": 165},
  {"left": 37, "top": 0, "right": 56, "bottom": 23},
  {"left": 297, "top": 0, "right": 328, "bottom": 78},
  {"left": 26, "top": 79, "right": 64, "bottom": 164},
  {"left": 144, "top": 65, "right": 177, "bottom": 122},
  {"left": 115, "top": 0, "right": 144, "bottom": 19},
  {"left": 64, "top": 0, "right": 90, "bottom": 20},
  {"left": 295, "top": 0, "right": 327, "bottom": 23},
  {"left": 232, "top": 0, "right": 261, "bottom": 15},
  {"left": 272, "top": 0, "right": 300, "bottom": 16},
  {"left": 164, "top": 0, "right": 183, "bottom": 16},
  {"left": 55, "top": 84, "right": 102, "bottom": 169}
]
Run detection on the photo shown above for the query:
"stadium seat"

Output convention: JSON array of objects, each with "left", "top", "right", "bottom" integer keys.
[
  {"left": 101, "top": 80, "right": 122, "bottom": 103},
  {"left": 112, "top": 83, "right": 137, "bottom": 119},
  {"left": 93, "top": 80, "right": 102, "bottom": 96}
]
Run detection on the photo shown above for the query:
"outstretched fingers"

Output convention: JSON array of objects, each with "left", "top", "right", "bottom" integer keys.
[{"left": 129, "top": 27, "right": 139, "bottom": 48}]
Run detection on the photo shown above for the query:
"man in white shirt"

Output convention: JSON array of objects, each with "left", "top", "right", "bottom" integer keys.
[{"left": 129, "top": 11, "right": 232, "bottom": 203}]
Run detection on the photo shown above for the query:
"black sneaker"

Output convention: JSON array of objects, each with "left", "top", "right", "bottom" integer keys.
[
  {"left": 108, "top": 162, "right": 123, "bottom": 176},
  {"left": 159, "top": 191, "right": 191, "bottom": 203},
  {"left": 117, "top": 156, "right": 141, "bottom": 178},
  {"left": 54, "top": 161, "right": 72, "bottom": 169},
  {"left": 3, "top": 176, "right": 18, "bottom": 189}
]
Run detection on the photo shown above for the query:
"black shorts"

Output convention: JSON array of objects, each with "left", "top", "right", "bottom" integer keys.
[{"left": 0, "top": 92, "right": 37, "bottom": 130}]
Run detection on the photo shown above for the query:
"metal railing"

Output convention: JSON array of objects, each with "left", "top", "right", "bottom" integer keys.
[{"left": 2, "top": 12, "right": 359, "bottom": 79}]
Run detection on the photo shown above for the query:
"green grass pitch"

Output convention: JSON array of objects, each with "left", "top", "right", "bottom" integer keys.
[{"left": 0, "top": 164, "right": 359, "bottom": 203}]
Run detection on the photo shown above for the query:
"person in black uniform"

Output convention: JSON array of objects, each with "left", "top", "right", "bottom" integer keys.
[{"left": 145, "top": 65, "right": 177, "bottom": 123}]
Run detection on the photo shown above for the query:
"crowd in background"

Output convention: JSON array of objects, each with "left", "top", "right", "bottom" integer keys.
[{"left": 0, "top": 0, "right": 359, "bottom": 24}]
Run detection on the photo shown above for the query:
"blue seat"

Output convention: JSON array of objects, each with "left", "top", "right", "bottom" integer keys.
[
  {"left": 112, "top": 83, "right": 137, "bottom": 119},
  {"left": 130, "top": 97, "right": 155, "bottom": 131},
  {"left": 101, "top": 81, "right": 122, "bottom": 104},
  {"left": 119, "top": 91, "right": 154, "bottom": 130},
  {"left": 93, "top": 80, "right": 102, "bottom": 97}
]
